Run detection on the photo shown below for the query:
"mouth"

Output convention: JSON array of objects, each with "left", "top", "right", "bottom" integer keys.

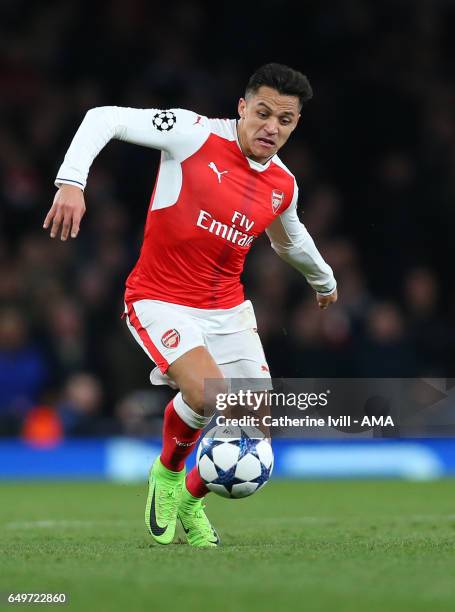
[{"left": 256, "top": 137, "right": 276, "bottom": 149}]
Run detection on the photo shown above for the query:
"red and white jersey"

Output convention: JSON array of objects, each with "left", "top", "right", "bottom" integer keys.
[{"left": 56, "top": 107, "right": 336, "bottom": 309}]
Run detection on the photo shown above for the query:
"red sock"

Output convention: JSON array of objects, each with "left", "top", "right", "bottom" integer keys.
[
  {"left": 160, "top": 400, "right": 202, "bottom": 472},
  {"left": 186, "top": 465, "right": 209, "bottom": 498}
]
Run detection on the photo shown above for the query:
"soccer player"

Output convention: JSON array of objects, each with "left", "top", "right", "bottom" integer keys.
[{"left": 43, "top": 63, "right": 338, "bottom": 547}]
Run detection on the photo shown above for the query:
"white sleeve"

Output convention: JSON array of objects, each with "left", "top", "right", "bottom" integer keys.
[
  {"left": 55, "top": 107, "right": 210, "bottom": 190},
  {"left": 265, "top": 181, "right": 337, "bottom": 295}
]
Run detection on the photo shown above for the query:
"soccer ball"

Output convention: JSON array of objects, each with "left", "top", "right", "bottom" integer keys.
[{"left": 196, "top": 426, "right": 274, "bottom": 498}]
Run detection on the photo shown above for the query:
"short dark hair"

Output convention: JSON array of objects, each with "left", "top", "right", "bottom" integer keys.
[{"left": 245, "top": 63, "right": 313, "bottom": 108}]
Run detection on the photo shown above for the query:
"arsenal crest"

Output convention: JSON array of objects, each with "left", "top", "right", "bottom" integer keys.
[
  {"left": 161, "top": 329, "right": 180, "bottom": 349},
  {"left": 271, "top": 190, "right": 284, "bottom": 214}
]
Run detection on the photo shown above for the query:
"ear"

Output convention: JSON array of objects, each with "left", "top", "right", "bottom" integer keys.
[{"left": 238, "top": 97, "right": 246, "bottom": 119}]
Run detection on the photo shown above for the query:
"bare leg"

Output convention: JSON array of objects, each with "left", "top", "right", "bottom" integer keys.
[{"left": 168, "top": 346, "right": 226, "bottom": 416}]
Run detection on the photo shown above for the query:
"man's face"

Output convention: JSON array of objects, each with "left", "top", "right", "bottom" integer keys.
[{"left": 237, "top": 86, "right": 301, "bottom": 164}]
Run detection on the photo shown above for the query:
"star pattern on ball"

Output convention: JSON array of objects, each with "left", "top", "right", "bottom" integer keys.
[
  {"left": 235, "top": 430, "right": 262, "bottom": 462},
  {"left": 197, "top": 438, "right": 225, "bottom": 462},
  {"left": 152, "top": 111, "right": 176, "bottom": 132},
  {"left": 251, "top": 461, "right": 272, "bottom": 487},
  {"left": 211, "top": 464, "right": 244, "bottom": 494},
  {"left": 197, "top": 426, "right": 273, "bottom": 498}
]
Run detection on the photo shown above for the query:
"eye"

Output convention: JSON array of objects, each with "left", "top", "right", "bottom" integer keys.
[
  {"left": 280, "top": 118, "right": 291, "bottom": 126},
  {"left": 257, "top": 111, "right": 268, "bottom": 119}
]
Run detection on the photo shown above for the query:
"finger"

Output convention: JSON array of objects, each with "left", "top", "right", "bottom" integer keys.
[
  {"left": 50, "top": 209, "right": 64, "bottom": 238},
  {"left": 43, "top": 205, "right": 57, "bottom": 229},
  {"left": 70, "top": 214, "right": 82, "bottom": 238},
  {"left": 60, "top": 210, "right": 73, "bottom": 241}
]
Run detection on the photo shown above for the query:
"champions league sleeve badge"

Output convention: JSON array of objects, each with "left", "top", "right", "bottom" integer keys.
[{"left": 152, "top": 111, "right": 177, "bottom": 132}]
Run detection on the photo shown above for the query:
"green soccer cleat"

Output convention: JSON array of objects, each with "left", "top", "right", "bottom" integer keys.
[
  {"left": 145, "top": 458, "right": 185, "bottom": 545},
  {"left": 178, "top": 488, "right": 220, "bottom": 548}
]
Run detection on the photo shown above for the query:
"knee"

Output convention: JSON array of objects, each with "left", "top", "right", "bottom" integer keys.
[
  {"left": 182, "top": 384, "right": 206, "bottom": 414},
  {"left": 182, "top": 379, "right": 228, "bottom": 415}
]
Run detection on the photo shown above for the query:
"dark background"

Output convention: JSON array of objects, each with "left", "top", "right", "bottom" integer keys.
[{"left": 1, "top": 0, "right": 454, "bottom": 439}]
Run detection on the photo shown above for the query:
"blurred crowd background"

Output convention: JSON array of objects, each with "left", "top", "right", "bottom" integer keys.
[{"left": 0, "top": 0, "right": 454, "bottom": 441}]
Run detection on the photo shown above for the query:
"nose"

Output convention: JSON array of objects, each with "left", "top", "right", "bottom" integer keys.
[{"left": 264, "top": 118, "right": 279, "bottom": 134}]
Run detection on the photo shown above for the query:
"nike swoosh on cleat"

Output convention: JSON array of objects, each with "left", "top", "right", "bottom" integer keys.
[
  {"left": 149, "top": 487, "right": 167, "bottom": 536},
  {"left": 180, "top": 519, "right": 219, "bottom": 544},
  {"left": 211, "top": 528, "right": 220, "bottom": 545}
]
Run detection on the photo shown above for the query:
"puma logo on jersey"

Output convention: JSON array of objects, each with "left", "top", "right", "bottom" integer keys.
[
  {"left": 208, "top": 162, "right": 228, "bottom": 183},
  {"left": 193, "top": 115, "right": 203, "bottom": 126}
]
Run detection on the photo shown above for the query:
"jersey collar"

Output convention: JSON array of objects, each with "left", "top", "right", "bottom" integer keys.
[{"left": 232, "top": 120, "right": 274, "bottom": 172}]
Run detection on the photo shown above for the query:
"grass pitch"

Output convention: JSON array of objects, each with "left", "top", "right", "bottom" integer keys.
[{"left": 1, "top": 480, "right": 454, "bottom": 611}]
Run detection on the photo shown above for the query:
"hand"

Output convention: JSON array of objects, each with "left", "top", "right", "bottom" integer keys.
[
  {"left": 316, "top": 288, "right": 338, "bottom": 310},
  {"left": 43, "top": 184, "right": 86, "bottom": 240}
]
